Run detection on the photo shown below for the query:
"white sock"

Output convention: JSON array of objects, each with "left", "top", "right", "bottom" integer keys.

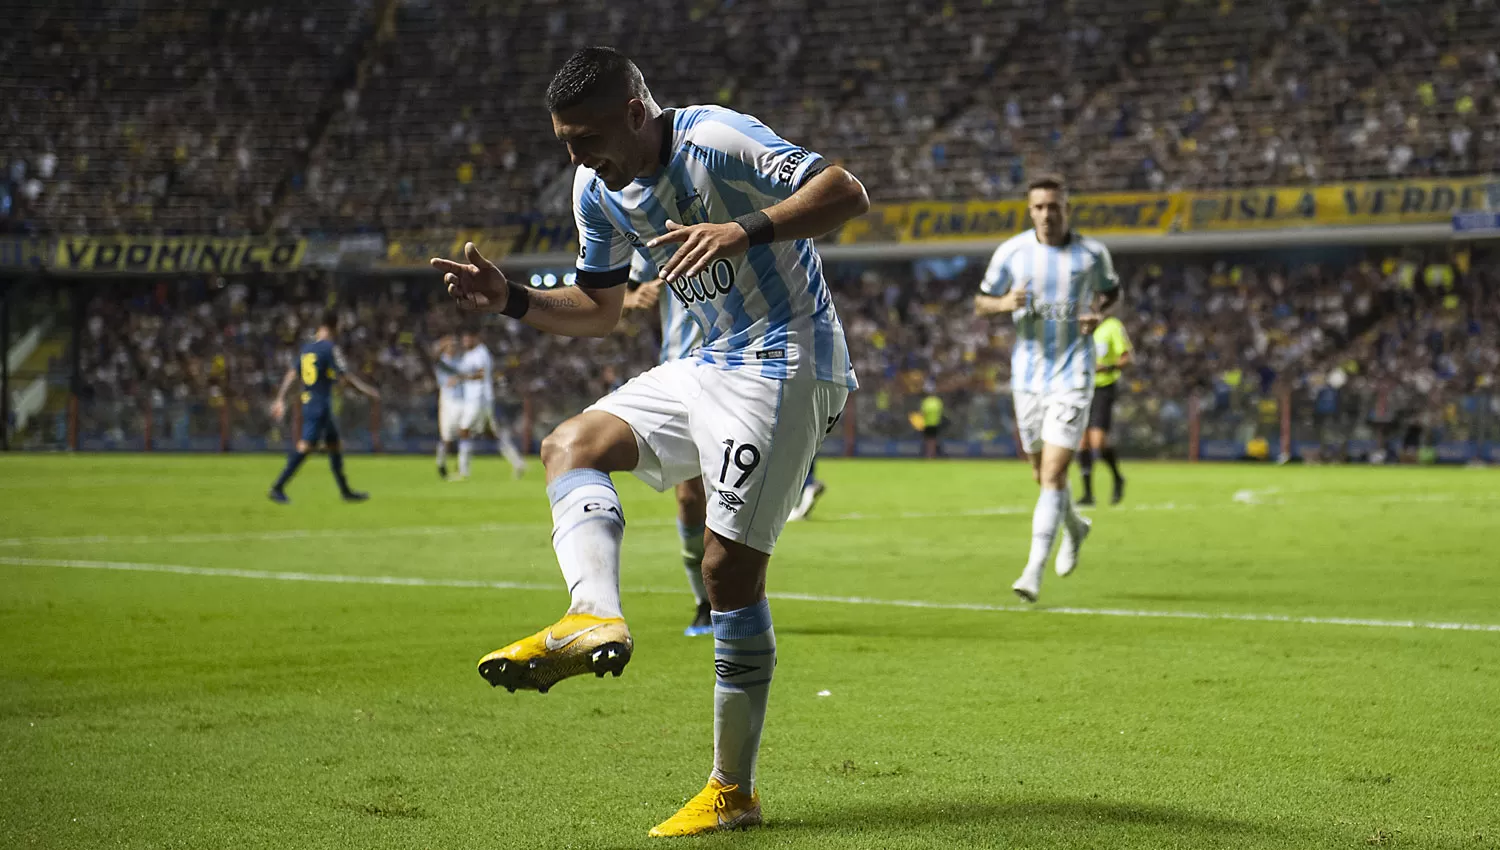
[
  {"left": 435, "top": 441, "right": 448, "bottom": 469},
  {"left": 678, "top": 521, "right": 708, "bottom": 606},
  {"left": 547, "top": 469, "right": 625, "bottom": 619},
  {"left": 1022, "top": 487, "right": 1065, "bottom": 584},
  {"left": 498, "top": 431, "right": 526, "bottom": 472},
  {"left": 1060, "top": 485, "right": 1086, "bottom": 537},
  {"left": 710, "top": 600, "right": 775, "bottom": 793},
  {"left": 458, "top": 439, "right": 473, "bottom": 476}
]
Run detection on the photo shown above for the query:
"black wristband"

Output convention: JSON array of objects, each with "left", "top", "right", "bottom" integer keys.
[
  {"left": 500, "top": 282, "right": 530, "bottom": 319},
  {"left": 735, "top": 210, "right": 775, "bottom": 247}
]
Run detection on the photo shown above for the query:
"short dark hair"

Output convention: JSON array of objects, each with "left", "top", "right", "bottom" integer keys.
[
  {"left": 1027, "top": 174, "right": 1067, "bottom": 195},
  {"left": 545, "top": 46, "right": 650, "bottom": 112},
  {"left": 319, "top": 310, "right": 339, "bottom": 331}
]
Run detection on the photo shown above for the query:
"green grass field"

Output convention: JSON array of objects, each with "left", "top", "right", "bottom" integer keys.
[{"left": 3, "top": 454, "right": 1498, "bottom": 849}]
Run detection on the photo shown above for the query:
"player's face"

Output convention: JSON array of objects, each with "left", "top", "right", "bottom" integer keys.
[
  {"left": 552, "top": 99, "right": 650, "bottom": 191},
  {"left": 1027, "top": 188, "right": 1069, "bottom": 245},
  {"left": 461, "top": 333, "right": 478, "bottom": 349}
]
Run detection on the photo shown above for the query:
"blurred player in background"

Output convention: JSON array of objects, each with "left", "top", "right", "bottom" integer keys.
[
  {"left": 622, "top": 252, "right": 714, "bottom": 636},
  {"left": 785, "top": 461, "right": 826, "bottom": 521},
  {"left": 267, "top": 311, "right": 381, "bottom": 503},
  {"left": 453, "top": 328, "right": 528, "bottom": 480},
  {"left": 434, "top": 334, "right": 465, "bottom": 479},
  {"left": 975, "top": 175, "right": 1118, "bottom": 603},
  {"left": 432, "top": 47, "right": 866, "bottom": 836},
  {"left": 1078, "top": 316, "right": 1132, "bottom": 505}
]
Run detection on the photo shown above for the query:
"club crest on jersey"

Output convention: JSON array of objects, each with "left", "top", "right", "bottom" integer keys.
[
  {"left": 675, "top": 191, "right": 708, "bottom": 225},
  {"left": 667, "top": 257, "right": 735, "bottom": 306},
  {"left": 716, "top": 490, "right": 746, "bottom": 512}
]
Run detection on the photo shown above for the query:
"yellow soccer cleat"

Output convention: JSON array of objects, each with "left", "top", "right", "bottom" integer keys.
[
  {"left": 648, "top": 778, "right": 762, "bottom": 838},
  {"left": 477, "top": 613, "right": 633, "bottom": 694}
]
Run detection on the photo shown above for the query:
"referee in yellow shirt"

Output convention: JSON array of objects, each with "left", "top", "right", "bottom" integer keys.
[{"left": 1079, "top": 316, "right": 1132, "bottom": 505}]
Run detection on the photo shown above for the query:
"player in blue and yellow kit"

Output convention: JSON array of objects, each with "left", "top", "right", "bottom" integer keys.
[{"left": 267, "top": 311, "right": 382, "bottom": 503}]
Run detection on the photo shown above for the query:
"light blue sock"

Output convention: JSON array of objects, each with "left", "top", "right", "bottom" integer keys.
[{"left": 711, "top": 600, "right": 775, "bottom": 792}]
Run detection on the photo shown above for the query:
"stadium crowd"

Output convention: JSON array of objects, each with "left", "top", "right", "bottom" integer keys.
[
  {"left": 52, "top": 248, "right": 1496, "bottom": 457},
  {"left": 5, "top": 0, "right": 1497, "bottom": 233}
]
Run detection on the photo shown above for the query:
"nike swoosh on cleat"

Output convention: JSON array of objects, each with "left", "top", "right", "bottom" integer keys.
[{"left": 543, "top": 624, "right": 605, "bottom": 652}]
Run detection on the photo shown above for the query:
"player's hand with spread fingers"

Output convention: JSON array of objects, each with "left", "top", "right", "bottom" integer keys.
[
  {"left": 648, "top": 220, "right": 749, "bottom": 283},
  {"left": 1079, "top": 312, "right": 1102, "bottom": 335},
  {"left": 270, "top": 399, "right": 286, "bottom": 422},
  {"left": 430, "top": 242, "right": 509, "bottom": 313}
]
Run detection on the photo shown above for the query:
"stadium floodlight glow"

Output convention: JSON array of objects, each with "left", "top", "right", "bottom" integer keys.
[
  {"left": 530, "top": 274, "right": 543, "bottom": 286},
  {"left": 543, "top": 273, "right": 557, "bottom": 287},
  {"left": 564, "top": 272, "right": 577, "bottom": 286}
]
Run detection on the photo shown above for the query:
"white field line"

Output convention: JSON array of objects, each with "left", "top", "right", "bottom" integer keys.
[
  {"left": 4, "top": 491, "right": 1497, "bottom": 548},
  {"left": 5, "top": 556, "right": 1499, "bottom": 635}
]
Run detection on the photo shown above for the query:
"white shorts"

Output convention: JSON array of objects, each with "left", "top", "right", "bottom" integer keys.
[
  {"left": 456, "top": 398, "right": 495, "bottom": 435},
  {"left": 588, "top": 359, "right": 848, "bottom": 555},
  {"left": 1014, "top": 388, "right": 1093, "bottom": 454},
  {"left": 438, "top": 399, "right": 463, "bottom": 442}
]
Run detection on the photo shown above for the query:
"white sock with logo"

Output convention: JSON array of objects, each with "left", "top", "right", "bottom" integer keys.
[
  {"left": 1022, "top": 487, "right": 1065, "bottom": 584},
  {"left": 711, "top": 600, "right": 775, "bottom": 793},
  {"left": 458, "top": 439, "right": 474, "bottom": 477},
  {"left": 548, "top": 469, "right": 625, "bottom": 619}
]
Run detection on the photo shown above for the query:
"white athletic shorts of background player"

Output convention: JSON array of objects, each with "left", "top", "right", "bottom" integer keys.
[
  {"left": 452, "top": 393, "right": 496, "bottom": 437},
  {"left": 589, "top": 359, "right": 845, "bottom": 555},
  {"left": 1013, "top": 387, "right": 1092, "bottom": 455}
]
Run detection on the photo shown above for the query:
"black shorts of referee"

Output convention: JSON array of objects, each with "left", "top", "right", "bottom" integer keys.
[{"left": 1088, "top": 382, "right": 1117, "bottom": 432}]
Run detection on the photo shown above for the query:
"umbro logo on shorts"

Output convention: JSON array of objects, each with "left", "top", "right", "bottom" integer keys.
[
  {"left": 717, "top": 490, "right": 746, "bottom": 512},
  {"left": 713, "top": 659, "right": 760, "bottom": 678}
]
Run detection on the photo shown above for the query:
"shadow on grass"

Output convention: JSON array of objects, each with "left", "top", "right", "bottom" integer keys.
[{"left": 771, "top": 794, "right": 1297, "bottom": 841}]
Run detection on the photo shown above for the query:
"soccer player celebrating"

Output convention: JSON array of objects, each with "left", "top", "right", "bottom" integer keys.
[
  {"left": 433, "top": 334, "right": 464, "bottom": 479},
  {"left": 975, "top": 175, "right": 1119, "bottom": 603},
  {"left": 267, "top": 311, "right": 381, "bottom": 503},
  {"left": 1079, "top": 315, "right": 1132, "bottom": 505},
  {"left": 431, "top": 47, "right": 865, "bottom": 837},
  {"left": 621, "top": 251, "right": 712, "bottom": 637},
  {"left": 453, "top": 328, "right": 528, "bottom": 480}
]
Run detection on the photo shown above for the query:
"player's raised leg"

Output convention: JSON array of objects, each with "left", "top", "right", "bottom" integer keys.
[
  {"left": 476, "top": 410, "right": 638, "bottom": 693},
  {"left": 677, "top": 477, "right": 712, "bottom": 636}
]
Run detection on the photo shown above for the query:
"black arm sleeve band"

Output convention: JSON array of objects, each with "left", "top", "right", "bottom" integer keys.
[
  {"left": 575, "top": 266, "right": 631, "bottom": 289},
  {"left": 797, "top": 159, "right": 830, "bottom": 187},
  {"left": 735, "top": 210, "right": 776, "bottom": 247},
  {"left": 500, "top": 282, "right": 530, "bottom": 319}
]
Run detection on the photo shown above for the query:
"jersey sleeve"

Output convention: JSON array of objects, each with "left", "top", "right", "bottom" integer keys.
[
  {"left": 1093, "top": 244, "right": 1120, "bottom": 293},
  {"left": 685, "top": 108, "right": 827, "bottom": 200},
  {"left": 573, "top": 169, "right": 632, "bottom": 288},
  {"left": 979, "top": 242, "right": 1017, "bottom": 296},
  {"left": 628, "top": 250, "right": 658, "bottom": 286}
]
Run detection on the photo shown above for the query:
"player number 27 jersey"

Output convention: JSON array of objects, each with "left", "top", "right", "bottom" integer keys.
[
  {"left": 574, "top": 105, "right": 856, "bottom": 390},
  {"left": 980, "top": 230, "right": 1118, "bottom": 395}
]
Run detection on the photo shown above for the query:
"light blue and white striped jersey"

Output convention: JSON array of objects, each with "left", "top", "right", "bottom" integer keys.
[
  {"left": 574, "top": 105, "right": 856, "bottom": 389},
  {"left": 630, "top": 251, "right": 702, "bottom": 363},
  {"left": 980, "top": 230, "right": 1119, "bottom": 395},
  {"left": 459, "top": 344, "right": 493, "bottom": 404},
  {"left": 436, "top": 353, "right": 465, "bottom": 404}
]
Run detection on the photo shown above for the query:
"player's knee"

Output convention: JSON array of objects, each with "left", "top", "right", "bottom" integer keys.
[
  {"left": 542, "top": 413, "right": 638, "bottom": 474},
  {"left": 295, "top": 440, "right": 311, "bottom": 454},
  {"left": 702, "top": 531, "right": 769, "bottom": 611},
  {"left": 676, "top": 478, "right": 708, "bottom": 521}
]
